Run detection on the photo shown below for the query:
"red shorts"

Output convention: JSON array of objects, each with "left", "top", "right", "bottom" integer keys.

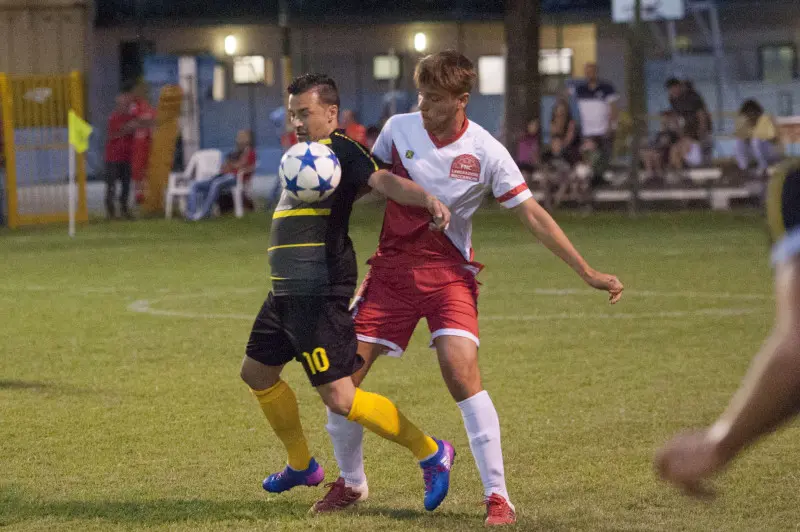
[{"left": 352, "top": 265, "right": 480, "bottom": 356}]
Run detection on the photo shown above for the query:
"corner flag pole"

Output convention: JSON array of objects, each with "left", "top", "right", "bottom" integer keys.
[
  {"left": 67, "top": 110, "right": 92, "bottom": 237},
  {"left": 68, "top": 144, "right": 76, "bottom": 237}
]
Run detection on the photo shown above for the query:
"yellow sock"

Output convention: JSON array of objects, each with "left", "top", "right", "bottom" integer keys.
[
  {"left": 347, "top": 388, "right": 438, "bottom": 461},
  {"left": 251, "top": 380, "right": 312, "bottom": 471}
]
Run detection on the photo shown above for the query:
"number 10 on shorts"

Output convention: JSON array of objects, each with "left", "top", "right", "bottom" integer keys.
[{"left": 302, "top": 347, "right": 330, "bottom": 375}]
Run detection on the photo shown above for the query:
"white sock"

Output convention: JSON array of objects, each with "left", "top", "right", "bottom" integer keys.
[
  {"left": 458, "top": 390, "right": 511, "bottom": 502},
  {"left": 326, "top": 408, "right": 367, "bottom": 489}
]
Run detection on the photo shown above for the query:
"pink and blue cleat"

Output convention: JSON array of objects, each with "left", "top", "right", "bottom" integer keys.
[
  {"left": 420, "top": 439, "right": 455, "bottom": 511},
  {"left": 262, "top": 458, "right": 325, "bottom": 493}
]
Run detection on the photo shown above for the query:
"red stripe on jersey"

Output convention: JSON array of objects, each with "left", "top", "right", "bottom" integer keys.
[
  {"left": 389, "top": 143, "right": 412, "bottom": 179},
  {"left": 427, "top": 117, "right": 470, "bottom": 149},
  {"left": 497, "top": 183, "right": 529, "bottom": 204}
]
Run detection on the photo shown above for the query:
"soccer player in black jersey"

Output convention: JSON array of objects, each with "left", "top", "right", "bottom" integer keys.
[
  {"left": 240, "top": 73, "right": 455, "bottom": 511},
  {"left": 657, "top": 160, "right": 800, "bottom": 498}
]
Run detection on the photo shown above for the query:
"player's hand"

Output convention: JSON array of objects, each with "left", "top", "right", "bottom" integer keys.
[
  {"left": 425, "top": 195, "right": 450, "bottom": 231},
  {"left": 655, "top": 429, "right": 728, "bottom": 500},
  {"left": 582, "top": 269, "right": 624, "bottom": 304}
]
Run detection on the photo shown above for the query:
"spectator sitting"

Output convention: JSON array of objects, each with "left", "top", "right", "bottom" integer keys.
[
  {"left": 666, "top": 78, "right": 712, "bottom": 171},
  {"left": 543, "top": 99, "right": 580, "bottom": 165},
  {"left": 516, "top": 118, "right": 540, "bottom": 183},
  {"left": 640, "top": 110, "right": 680, "bottom": 178},
  {"left": 341, "top": 109, "right": 367, "bottom": 146},
  {"left": 735, "top": 99, "right": 783, "bottom": 177},
  {"left": 186, "top": 130, "right": 256, "bottom": 221},
  {"left": 541, "top": 100, "right": 588, "bottom": 210}
]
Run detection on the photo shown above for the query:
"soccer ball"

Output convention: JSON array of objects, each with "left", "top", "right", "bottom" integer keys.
[{"left": 279, "top": 141, "right": 341, "bottom": 203}]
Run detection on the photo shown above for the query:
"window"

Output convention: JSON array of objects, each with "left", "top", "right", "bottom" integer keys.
[
  {"left": 478, "top": 49, "right": 573, "bottom": 95},
  {"left": 233, "top": 56, "right": 274, "bottom": 85},
  {"left": 373, "top": 55, "right": 401, "bottom": 80},
  {"left": 539, "top": 49, "right": 573, "bottom": 77},
  {"left": 759, "top": 44, "right": 797, "bottom": 83},
  {"left": 478, "top": 56, "right": 505, "bottom": 95}
]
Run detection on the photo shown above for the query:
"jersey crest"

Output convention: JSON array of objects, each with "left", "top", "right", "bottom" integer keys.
[{"left": 449, "top": 154, "right": 481, "bottom": 182}]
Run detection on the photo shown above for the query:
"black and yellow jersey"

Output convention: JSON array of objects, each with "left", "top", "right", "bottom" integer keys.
[
  {"left": 767, "top": 158, "right": 800, "bottom": 264},
  {"left": 268, "top": 130, "right": 378, "bottom": 296}
]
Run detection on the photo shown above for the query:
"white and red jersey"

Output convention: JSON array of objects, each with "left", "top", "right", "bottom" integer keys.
[{"left": 369, "top": 112, "right": 532, "bottom": 270}]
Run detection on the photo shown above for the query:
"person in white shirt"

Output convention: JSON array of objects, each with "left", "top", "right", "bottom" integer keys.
[
  {"left": 313, "top": 50, "right": 624, "bottom": 526},
  {"left": 572, "top": 63, "right": 620, "bottom": 185}
]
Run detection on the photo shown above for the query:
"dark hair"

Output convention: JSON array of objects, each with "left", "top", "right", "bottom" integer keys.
[
  {"left": 414, "top": 50, "right": 477, "bottom": 95},
  {"left": 287, "top": 73, "right": 340, "bottom": 107},
  {"left": 366, "top": 125, "right": 380, "bottom": 138},
  {"left": 739, "top": 99, "right": 764, "bottom": 120},
  {"left": 550, "top": 98, "right": 573, "bottom": 134},
  {"left": 665, "top": 77, "right": 682, "bottom": 89}
]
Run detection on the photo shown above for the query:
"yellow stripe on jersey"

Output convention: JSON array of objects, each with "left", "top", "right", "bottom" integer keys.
[
  {"left": 333, "top": 131, "right": 379, "bottom": 171},
  {"left": 272, "top": 208, "right": 331, "bottom": 219},
  {"left": 319, "top": 138, "right": 332, "bottom": 145},
  {"left": 268, "top": 242, "right": 325, "bottom": 252},
  {"left": 270, "top": 276, "right": 289, "bottom": 281}
]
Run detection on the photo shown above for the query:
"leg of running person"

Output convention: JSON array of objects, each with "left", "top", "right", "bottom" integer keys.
[
  {"left": 313, "top": 341, "right": 383, "bottom": 513},
  {"left": 425, "top": 335, "right": 516, "bottom": 527},
  {"left": 315, "top": 271, "right": 422, "bottom": 512},
  {"left": 247, "top": 294, "right": 452, "bottom": 510}
]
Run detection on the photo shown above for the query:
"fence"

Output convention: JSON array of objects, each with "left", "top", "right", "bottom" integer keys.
[{"left": 0, "top": 71, "right": 88, "bottom": 228}]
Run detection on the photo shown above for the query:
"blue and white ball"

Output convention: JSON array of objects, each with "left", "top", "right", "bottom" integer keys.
[{"left": 279, "top": 141, "right": 341, "bottom": 203}]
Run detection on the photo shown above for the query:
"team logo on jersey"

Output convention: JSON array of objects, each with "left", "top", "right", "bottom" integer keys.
[
  {"left": 449, "top": 154, "right": 481, "bottom": 182},
  {"left": 405, "top": 150, "right": 414, "bottom": 159}
]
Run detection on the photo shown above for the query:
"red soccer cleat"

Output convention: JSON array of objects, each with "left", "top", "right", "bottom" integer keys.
[
  {"left": 310, "top": 477, "right": 368, "bottom": 513},
  {"left": 484, "top": 493, "right": 516, "bottom": 527}
]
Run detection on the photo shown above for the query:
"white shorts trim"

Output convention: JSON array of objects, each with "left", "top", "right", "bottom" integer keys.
[
  {"left": 356, "top": 334, "right": 405, "bottom": 358},
  {"left": 429, "top": 328, "right": 480, "bottom": 349}
]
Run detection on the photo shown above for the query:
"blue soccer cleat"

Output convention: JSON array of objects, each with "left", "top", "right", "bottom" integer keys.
[
  {"left": 420, "top": 439, "right": 455, "bottom": 511},
  {"left": 262, "top": 458, "right": 325, "bottom": 493}
]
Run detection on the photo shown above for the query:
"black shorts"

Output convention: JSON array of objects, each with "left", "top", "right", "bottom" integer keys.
[{"left": 245, "top": 293, "right": 363, "bottom": 387}]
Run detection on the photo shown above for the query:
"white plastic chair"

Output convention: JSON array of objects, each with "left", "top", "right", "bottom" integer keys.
[
  {"left": 165, "top": 149, "right": 223, "bottom": 219},
  {"left": 232, "top": 169, "right": 248, "bottom": 219}
]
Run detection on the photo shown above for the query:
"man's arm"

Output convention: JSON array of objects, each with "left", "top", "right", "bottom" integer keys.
[
  {"left": 656, "top": 258, "right": 800, "bottom": 496},
  {"left": 368, "top": 170, "right": 449, "bottom": 230},
  {"left": 514, "top": 197, "right": 623, "bottom": 302}
]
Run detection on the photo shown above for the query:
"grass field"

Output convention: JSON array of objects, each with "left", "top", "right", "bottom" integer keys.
[{"left": 2, "top": 205, "right": 799, "bottom": 531}]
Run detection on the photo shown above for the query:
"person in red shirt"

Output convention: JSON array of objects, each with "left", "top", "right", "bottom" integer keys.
[
  {"left": 104, "top": 92, "right": 134, "bottom": 219},
  {"left": 186, "top": 129, "right": 256, "bottom": 220},
  {"left": 280, "top": 127, "right": 298, "bottom": 149},
  {"left": 340, "top": 109, "right": 368, "bottom": 146},
  {"left": 128, "top": 84, "right": 156, "bottom": 204}
]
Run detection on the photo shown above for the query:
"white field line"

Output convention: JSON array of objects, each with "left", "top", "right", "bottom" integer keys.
[
  {"left": 0, "top": 285, "right": 262, "bottom": 296},
  {"left": 127, "top": 297, "right": 762, "bottom": 322},
  {"left": 490, "top": 288, "right": 772, "bottom": 301}
]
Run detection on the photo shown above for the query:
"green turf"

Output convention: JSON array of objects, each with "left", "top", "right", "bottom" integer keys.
[{"left": 1, "top": 206, "right": 797, "bottom": 531}]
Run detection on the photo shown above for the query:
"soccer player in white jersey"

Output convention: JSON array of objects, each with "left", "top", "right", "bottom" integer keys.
[{"left": 313, "top": 50, "right": 624, "bottom": 526}]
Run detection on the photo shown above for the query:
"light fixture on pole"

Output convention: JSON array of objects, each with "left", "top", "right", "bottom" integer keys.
[{"left": 224, "top": 35, "right": 238, "bottom": 56}]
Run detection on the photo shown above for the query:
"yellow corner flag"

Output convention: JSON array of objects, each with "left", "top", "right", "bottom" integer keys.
[{"left": 68, "top": 110, "right": 93, "bottom": 154}]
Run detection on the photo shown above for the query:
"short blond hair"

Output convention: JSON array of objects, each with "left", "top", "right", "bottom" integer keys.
[{"left": 414, "top": 50, "right": 477, "bottom": 95}]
